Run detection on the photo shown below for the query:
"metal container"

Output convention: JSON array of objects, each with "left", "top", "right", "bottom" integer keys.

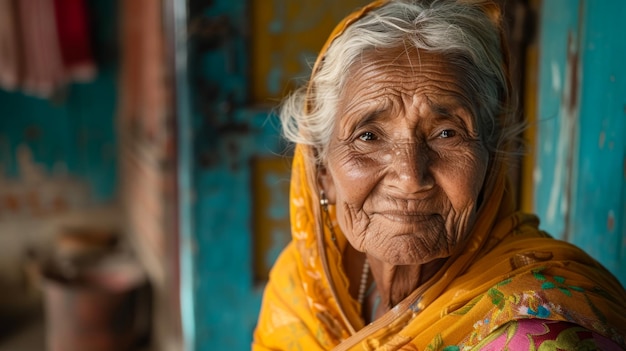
[{"left": 42, "top": 254, "right": 149, "bottom": 351}]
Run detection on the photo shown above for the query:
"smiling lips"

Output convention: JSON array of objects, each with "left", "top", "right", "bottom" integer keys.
[{"left": 377, "top": 211, "right": 439, "bottom": 223}]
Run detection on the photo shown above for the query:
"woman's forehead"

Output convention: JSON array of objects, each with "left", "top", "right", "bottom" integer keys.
[{"left": 336, "top": 48, "right": 477, "bottom": 125}]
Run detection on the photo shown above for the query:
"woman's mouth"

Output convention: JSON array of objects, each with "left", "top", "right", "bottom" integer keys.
[{"left": 376, "top": 211, "right": 438, "bottom": 223}]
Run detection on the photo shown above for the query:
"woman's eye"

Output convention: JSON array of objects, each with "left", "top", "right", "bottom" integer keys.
[
  {"left": 439, "top": 129, "right": 457, "bottom": 138},
  {"left": 359, "top": 131, "right": 376, "bottom": 141}
]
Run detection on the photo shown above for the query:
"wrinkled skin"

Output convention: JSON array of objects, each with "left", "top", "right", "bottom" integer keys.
[{"left": 319, "top": 47, "right": 490, "bottom": 314}]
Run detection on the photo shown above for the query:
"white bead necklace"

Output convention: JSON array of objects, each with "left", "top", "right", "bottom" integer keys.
[
  {"left": 357, "top": 259, "right": 370, "bottom": 305},
  {"left": 320, "top": 194, "right": 371, "bottom": 307}
]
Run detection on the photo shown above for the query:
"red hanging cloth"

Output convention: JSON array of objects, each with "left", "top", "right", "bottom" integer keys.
[{"left": 53, "top": 0, "right": 96, "bottom": 82}]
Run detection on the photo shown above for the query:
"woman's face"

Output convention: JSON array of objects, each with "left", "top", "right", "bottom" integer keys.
[{"left": 320, "top": 48, "right": 490, "bottom": 266}]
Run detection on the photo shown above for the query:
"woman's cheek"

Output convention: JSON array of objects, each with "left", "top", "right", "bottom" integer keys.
[{"left": 331, "top": 148, "right": 384, "bottom": 197}]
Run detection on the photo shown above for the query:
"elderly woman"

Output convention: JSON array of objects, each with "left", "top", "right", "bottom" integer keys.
[{"left": 253, "top": 0, "right": 626, "bottom": 350}]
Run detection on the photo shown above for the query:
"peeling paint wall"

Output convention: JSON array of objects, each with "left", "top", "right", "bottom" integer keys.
[
  {"left": 535, "top": 0, "right": 626, "bottom": 284},
  {"left": 250, "top": 0, "right": 375, "bottom": 103}
]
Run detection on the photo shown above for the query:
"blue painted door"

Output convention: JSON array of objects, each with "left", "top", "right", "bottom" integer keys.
[
  {"left": 534, "top": 0, "right": 626, "bottom": 284},
  {"left": 181, "top": 1, "right": 372, "bottom": 350}
]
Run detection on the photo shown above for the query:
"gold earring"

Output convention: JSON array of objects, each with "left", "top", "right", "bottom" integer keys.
[
  {"left": 320, "top": 190, "right": 329, "bottom": 207},
  {"left": 319, "top": 190, "right": 336, "bottom": 242}
]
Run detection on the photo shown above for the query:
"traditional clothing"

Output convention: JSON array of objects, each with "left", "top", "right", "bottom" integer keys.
[
  {"left": 254, "top": 144, "right": 626, "bottom": 350},
  {"left": 253, "top": 1, "right": 626, "bottom": 350}
]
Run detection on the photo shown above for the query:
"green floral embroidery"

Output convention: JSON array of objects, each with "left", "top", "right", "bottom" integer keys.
[
  {"left": 426, "top": 334, "right": 459, "bottom": 351},
  {"left": 451, "top": 295, "right": 483, "bottom": 316},
  {"left": 497, "top": 278, "right": 513, "bottom": 287},
  {"left": 532, "top": 268, "right": 584, "bottom": 296},
  {"left": 537, "top": 325, "right": 596, "bottom": 351},
  {"left": 488, "top": 288, "right": 506, "bottom": 309},
  {"left": 481, "top": 278, "right": 514, "bottom": 311},
  {"left": 426, "top": 334, "right": 444, "bottom": 351},
  {"left": 532, "top": 267, "right": 548, "bottom": 281},
  {"left": 468, "top": 321, "right": 519, "bottom": 350}
]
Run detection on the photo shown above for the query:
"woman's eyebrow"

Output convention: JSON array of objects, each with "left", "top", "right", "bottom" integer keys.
[
  {"left": 430, "top": 104, "right": 453, "bottom": 118},
  {"left": 429, "top": 103, "right": 473, "bottom": 131},
  {"left": 353, "top": 108, "right": 387, "bottom": 130}
]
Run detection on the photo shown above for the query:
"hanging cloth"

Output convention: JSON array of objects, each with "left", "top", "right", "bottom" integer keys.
[
  {"left": 0, "top": 0, "right": 21, "bottom": 90},
  {"left": 53, "top": 0, "right": 96, "bottom": 82},
  {"left": 17, "top": 0, "right": 66, "bottom": 97}
]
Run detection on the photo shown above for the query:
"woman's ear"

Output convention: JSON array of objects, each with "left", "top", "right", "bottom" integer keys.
[{"left": 317, "top": 164, "right": 337, "bottom": 204}]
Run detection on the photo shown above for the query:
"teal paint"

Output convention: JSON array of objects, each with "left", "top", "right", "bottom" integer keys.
[
  {"left": 187, "top": 0, "right": 290, "bottom": 348},
  {"left": 569, "top": 1, "right": 626, "bottom": 284},
  {"left": 192, "top": 108, "right": 284, "bottom": 350},
  {"left": 0, "top": 0, "right": 118, "bottom": 202},
  {"left": 535, "top": 0, "right": 626, "bottom": 284},
  {"left": 534, "top": 0, "right": 581, "bottom": 240},
  {"left": 0, "top": 69, "right": 118, "bottom": 202}
]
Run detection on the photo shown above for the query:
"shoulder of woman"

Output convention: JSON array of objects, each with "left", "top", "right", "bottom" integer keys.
[{"left": 254, "top": 242, "right": 325, "bottom": 350}]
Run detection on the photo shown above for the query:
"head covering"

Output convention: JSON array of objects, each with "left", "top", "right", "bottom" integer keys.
[{"left": 254, "top": 1, "right": 626, "bottom": 350}]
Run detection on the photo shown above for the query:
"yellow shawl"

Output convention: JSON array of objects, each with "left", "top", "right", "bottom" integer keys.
[{"left": 253, "top": 1, "right": 626, "bottom": 350}]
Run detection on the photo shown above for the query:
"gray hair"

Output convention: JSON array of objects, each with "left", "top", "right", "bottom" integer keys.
[{"left": 280, "top": 0, "right": 517, "bottom": 163}]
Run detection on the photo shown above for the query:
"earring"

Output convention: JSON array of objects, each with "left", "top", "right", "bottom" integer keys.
[
  {"left": 320, "top": 190, "right": 329, "bottom": 207},
  {"left": 319, "top": 190, "right": 336, "bottom": 242}
]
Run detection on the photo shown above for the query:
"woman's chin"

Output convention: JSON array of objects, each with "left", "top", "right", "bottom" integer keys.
[{"left": 367, "top": 236, "right": 454, "bottom": 266}]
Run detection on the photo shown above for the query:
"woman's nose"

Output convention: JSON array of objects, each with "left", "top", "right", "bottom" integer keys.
[{"left": 387, "top": 144, "right": 435, "bottom": 196}]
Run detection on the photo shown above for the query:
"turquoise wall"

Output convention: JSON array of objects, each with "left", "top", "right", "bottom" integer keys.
[
  {"left": 0, "top": 0, "right": 119, "bottom": 201},
  {"left": 535, "top": 0, "right": 626, "bottom": 284}
]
